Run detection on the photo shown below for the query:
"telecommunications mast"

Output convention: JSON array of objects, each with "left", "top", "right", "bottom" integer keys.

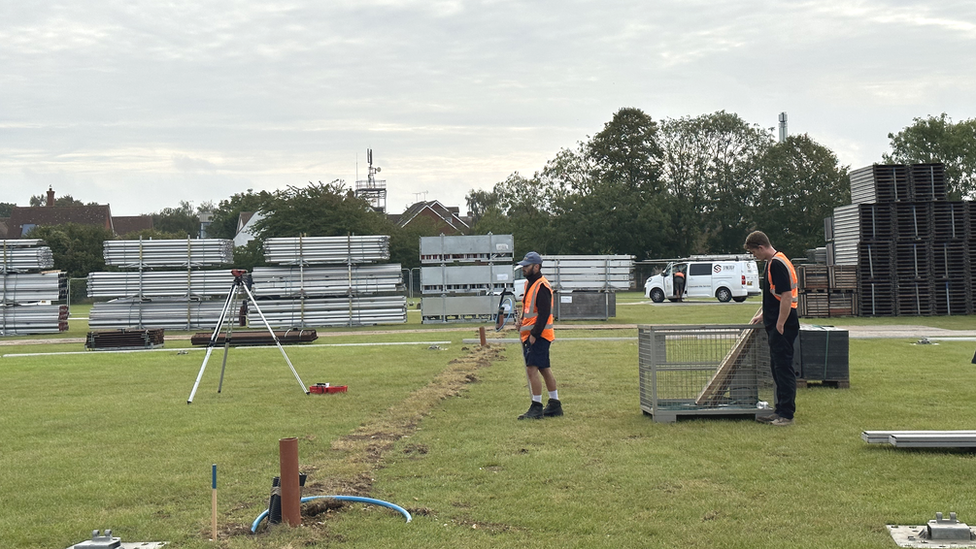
[{"left": 355, "top": 148, "right": 387, "bottom": 213}]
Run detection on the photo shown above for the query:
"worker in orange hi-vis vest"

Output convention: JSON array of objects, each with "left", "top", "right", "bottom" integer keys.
[
  {"left": 745, "top": 230, "right": 799, "bottom": 427},
  {"left": 673, "top": 268, "right": 686, "bottom": 298},
  {"left": 514, "top": 251, "right": 562, "bottom": 420}
]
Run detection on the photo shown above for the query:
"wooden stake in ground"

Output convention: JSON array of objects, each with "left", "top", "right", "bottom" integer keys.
[{"left": 211, "top": 464, "right": 217, "bottom": 540}]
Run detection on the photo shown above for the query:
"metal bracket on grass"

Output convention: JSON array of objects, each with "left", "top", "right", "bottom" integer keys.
[
  {"left": 67, "top": 529, "right": 167, "bottom": 549},
  {"left": 887, "top": 512, "right": 976, "bottom": 548}
]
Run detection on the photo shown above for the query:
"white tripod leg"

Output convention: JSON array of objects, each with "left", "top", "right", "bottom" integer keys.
[
  {"left": 240, "top": 282, "right": 309, "bottom": 394},
  {"left": 187, "top": 282, "right": 238, "bottom": 404}
]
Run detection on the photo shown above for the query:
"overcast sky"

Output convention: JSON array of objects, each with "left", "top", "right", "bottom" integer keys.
[{"left": 1, "top": 1, "right": 974, "bottom": 217}]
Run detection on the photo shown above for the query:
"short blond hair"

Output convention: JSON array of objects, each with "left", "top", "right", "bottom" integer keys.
[{"left": 743, "top": 231, "right": 771, "bottom": 250}]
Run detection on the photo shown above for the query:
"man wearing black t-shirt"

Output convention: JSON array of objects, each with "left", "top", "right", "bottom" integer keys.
[{"left": 745, "top": 231, "right": 799, "bottom": 426}]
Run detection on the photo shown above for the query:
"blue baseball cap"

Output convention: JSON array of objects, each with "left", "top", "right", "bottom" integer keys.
[{"left": 515, "top": 251, "right": 543, "bottom": 269}]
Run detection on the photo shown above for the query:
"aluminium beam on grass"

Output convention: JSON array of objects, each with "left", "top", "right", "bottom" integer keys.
[{"left": 861, "top": 430, "right": 976, "bottom": 444}]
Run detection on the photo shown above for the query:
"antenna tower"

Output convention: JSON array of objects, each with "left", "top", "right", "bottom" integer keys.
[{"left": 355, "top": 148, "right": 387, "bottom": 213}]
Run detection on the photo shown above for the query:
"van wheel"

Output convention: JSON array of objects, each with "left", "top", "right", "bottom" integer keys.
[
  {"left": 716, "top": 287, "right": 732, "bottom": 302},
  {"left": 732, "top": 296, "right": 747, "bottom": 303},
  {"left": 650, "top": 288, "right": 665, "bottom": 303}
]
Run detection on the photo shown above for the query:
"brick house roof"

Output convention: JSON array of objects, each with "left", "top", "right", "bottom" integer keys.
[
  {"left": 7, "top": 205, "right": 113, "bottom": 238},
  {"left": 394, "top": 201, "right": 470, "bottom": 235}
]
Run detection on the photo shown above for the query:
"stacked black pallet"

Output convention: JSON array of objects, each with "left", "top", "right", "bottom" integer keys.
[
  {"left": 858, "top": 240, "right": 895, "bottom": 316},
  {"left": 854, "top": 199, "right": 896, "bottom": 315},
  {"left": 894, "top": 203, "right": 933, "bottom": 316},
  {"left": 845, "top": 162, "right": 972, "bottom": 317},
  {"left": 911, "top": 163, "right": 948, "bottom": 202},
  {"left": 932, "top": 199, "right": 970, "bottom": 315}
]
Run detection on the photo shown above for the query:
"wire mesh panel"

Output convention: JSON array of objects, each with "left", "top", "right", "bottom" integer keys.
[{"left": 638, "top": 325, "right": 774, "bottom": 423}]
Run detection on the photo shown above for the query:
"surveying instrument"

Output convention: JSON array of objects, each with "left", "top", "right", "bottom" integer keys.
[{"left": 187, "top": 269, "right": 309, "bottom": 404}]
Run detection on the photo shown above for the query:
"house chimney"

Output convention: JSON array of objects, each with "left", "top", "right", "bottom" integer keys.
[{"left": 46, "top": 186, "right": 55, "bottom": 207}]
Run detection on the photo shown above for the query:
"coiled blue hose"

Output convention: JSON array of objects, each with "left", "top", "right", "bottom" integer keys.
[{"left": 250, "top": 495, "right": 412, "bottom": 532}]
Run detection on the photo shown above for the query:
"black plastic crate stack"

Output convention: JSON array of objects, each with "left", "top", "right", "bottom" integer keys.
[
  {"left": 843, "top": 162, "right": 972, "bottom": 316},
  {"left": 894, "top": 204, "right": 932, "bottom": 316},
  {"left": 856, "top": 202, "right": 895, "bottom": 316},
  {"left": 931, "top": 199, "right": 970, "bottom": 315},
  {"left": 912, "top": 163, "right": 948, "bottom": 202}
]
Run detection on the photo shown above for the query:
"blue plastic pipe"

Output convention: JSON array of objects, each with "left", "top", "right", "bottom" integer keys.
[{"left": 250, "top": 495, "right": 412, "bottom": 533}]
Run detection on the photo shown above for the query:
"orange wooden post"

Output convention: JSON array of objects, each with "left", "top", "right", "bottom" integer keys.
[
  {"left": 479, "top": 326, "right": 487, "bottom": 346},
  {"left": 279, "top": 437, "right": 301, "bottom": 527}
]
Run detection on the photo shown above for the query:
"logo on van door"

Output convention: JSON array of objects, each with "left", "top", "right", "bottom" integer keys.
[{"left": 713, "top": 265, "right": 722, "bottom": 274}]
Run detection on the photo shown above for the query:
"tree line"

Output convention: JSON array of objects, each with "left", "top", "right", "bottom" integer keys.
[{"left": 8, "top": 109, "right": 976, "bottom": 278}]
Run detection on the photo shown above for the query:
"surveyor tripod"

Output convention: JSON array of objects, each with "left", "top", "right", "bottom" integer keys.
[{"left": 187, "top": 269, "right": 309, "bottom": 404}]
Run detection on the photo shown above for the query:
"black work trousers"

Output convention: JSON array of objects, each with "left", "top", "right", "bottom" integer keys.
[{"left": 767, "top": 325, "right": 799, "bottom": 420}]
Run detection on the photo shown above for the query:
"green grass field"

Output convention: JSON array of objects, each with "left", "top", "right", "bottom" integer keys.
[{"left": 3, "top": 293, "right": 976, "bottom": 548}]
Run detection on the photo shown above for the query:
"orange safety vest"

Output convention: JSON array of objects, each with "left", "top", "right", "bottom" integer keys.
[
  {"left": 520, "top": 276, "right": 555, "bottom": 342},
  {"left": 766, "top": 252, "right": 798, "bottom": 308}
]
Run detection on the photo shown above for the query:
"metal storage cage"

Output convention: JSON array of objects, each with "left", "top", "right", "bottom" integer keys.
[
  {"left": 420, "top": 265, "right": 516, "bottom": 294},
  {"left": 421, "top": 295, "right": 497, "bottom": 323},
  {"left": 638, "top": 325, "right": 774, "bottom": 423},
  {"left": 420, "top": 234, "right": 514, "bottom": 264},
  {"left": 420, "top": 234, "right": 514, "bottom": 323},
  {"left": 553, "top": 290, "right": 615, "bottom": 320}
]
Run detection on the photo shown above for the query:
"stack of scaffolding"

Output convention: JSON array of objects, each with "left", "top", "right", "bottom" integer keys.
[
  {"left": 420, "top": 234, "right": 515, "bottom": 323},
  {"left": 827, "top": 163, "right": 970, "bottom": 316},
  {"left": 542, "top": 255, "right": 632, "bottom": 320},
  {"left": 88, "top": 239, "right": 235, "bottom": 329},
  {"left": 1, "top": 240, "right": 68, "bottom": 335},
  {"left": 252, "top": 235, "right": 406, "bottom": 327}
]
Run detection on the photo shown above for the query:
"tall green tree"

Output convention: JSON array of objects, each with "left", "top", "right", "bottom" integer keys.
[
  {"left": 883, "top": 113, "right": 976, "bottom": 199},
  {"left": 467, "top": 172, "right": 556, "bottom": 256},
  {"left": 659, "top": 111, "right": 773, "bottom": 254},
  {"left": 150, "top": 201, "right": 201, "bottom": 237},
  {"left": 754, "top": 134, "right": 850, "bottom": 256},
  {"left": 253, "top": 180, "right": 390, "bottom": 238},
  {"left": 25, "top": 223, "right": 115, "bottom": 278},
  {"left": 0, "top": 202, "right": 15, "bottom": 217}
]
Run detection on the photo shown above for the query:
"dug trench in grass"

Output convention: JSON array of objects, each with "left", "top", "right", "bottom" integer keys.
[{"left": 228, "top": 344, "right": 507, "bottom": 538}]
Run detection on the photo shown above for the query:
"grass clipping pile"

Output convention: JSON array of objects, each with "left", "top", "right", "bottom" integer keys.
[{"left": 237, "top": 344, "right": 506, "bottom": 540}]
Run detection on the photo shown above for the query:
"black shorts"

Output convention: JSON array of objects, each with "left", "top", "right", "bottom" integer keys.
[{"left": 522, "top": 337, "right": 552, "bottom": 369}]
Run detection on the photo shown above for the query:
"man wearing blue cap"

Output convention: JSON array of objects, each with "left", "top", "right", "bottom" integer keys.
[{"left": 514, "top": 251, "right": 562, "bottom": 420}]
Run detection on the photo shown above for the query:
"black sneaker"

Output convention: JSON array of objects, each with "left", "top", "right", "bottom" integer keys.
[
  {"left": 518, "top": 401, "right": 545, "bottom": 420},
  {"left": 756, "top": 413, "right": 781, "bottom": 423},
  {"left": 543, "top": 399, "right": 563, "bottom": 417}
]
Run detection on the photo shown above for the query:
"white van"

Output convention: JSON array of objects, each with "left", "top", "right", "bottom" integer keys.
[{"left": 644, "top": 255, "right": 761, "bottom": 303}]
